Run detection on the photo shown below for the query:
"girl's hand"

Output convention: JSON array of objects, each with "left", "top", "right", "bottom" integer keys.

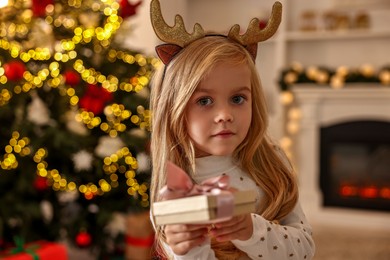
[
  {"left": 209, "top": 213, "right": 253, "bottom": 242},
  {"left": 164, "top": 224, "right": 209, "bottom": 255}
]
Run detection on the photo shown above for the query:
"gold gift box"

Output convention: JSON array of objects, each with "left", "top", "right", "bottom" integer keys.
[{"left": 152, "top": 190, "right": 256, "bottom": 225}]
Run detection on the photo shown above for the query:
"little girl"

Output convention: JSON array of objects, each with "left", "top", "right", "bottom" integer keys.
[{"left": 149, "top": 0, "right": 315, "bottom": 259}]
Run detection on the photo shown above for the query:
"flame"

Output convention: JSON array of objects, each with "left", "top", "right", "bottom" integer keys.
[
  {"left": 339, "top": 184, "right": 390, "bottom": 200},
  {"left": 340, "top": 185, "right": 358, "bottom": 197},
  {"left": 359, "top": 186, "right": 379, "bottom": 199},
  {"left": 380, "top": 187, "right": 390, "bottom": 199}
]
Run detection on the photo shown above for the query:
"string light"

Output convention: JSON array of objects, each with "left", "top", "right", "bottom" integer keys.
[
  {"left": 31, "top": 145, "right": 149, "bottom": 202},
  {"left": 0, "top": 0, "right": 9, "bottom": 8},
  {"left": 0, "top": 0, "right": 158, "bottom": 207},
  {"left": 1, "top": 131, "right": 31, "bottom": 170},
  {"left": 0, "top": 88, "right": 12, "bottom": 105}
]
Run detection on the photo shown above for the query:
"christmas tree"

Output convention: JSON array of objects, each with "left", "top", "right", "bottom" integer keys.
[{"left": 0, "top": 0, "right": 159, "bottom": 257}]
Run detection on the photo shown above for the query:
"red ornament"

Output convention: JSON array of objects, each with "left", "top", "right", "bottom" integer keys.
[
  {"left": 33, "top": 176, "right": 48, "bottom": 192},
  {"left": 4, "top": 60, "right": 26, "bottom": 81},
  {"left": 75, "top": 231, "right": 92, "bottom": 247},
  {"left": 31, "top": 0, "right": 53, "bottom": 17},
  {"left": 79, "top": 84, "right": 113, "bottom": 115},
  {"left": 120, "top": 0, "right": 142, "bottom": 19},
  {"left": 64, "top": 70, "right": 81, "bottom": 86}
]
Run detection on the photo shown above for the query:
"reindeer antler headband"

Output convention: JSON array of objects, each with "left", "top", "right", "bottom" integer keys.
[{"left": 150, "top": 0, "right": 282, "bottom": 65}]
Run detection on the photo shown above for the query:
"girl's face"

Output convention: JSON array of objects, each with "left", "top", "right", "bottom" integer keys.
[{"left": 185, "top": 62, "right": 252, "bottom": 157}]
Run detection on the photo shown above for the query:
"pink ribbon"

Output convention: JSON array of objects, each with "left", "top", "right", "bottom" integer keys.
[{"left": 159, "top": 161, "right": 234, "bottom": 221}]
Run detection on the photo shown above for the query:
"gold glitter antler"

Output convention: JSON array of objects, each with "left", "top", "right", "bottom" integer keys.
[
  {"left": 228, "top": 1, "right": 282, "bottom": 45},
  {"left": 150, "top": 0, "right": 205, "bottom": 47}
]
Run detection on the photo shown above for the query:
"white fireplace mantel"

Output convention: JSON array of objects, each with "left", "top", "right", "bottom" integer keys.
[{"left": 290, "top": 84, "right": 390, "bottom": 230}]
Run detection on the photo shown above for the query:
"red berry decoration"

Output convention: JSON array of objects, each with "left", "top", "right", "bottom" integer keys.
[
  {"left": 75, "top": 231, "right": 92, "bottom": 247},
  {"left": 33, "top": 176, "right": 48, "bottom": 192},
  {"left": 79, "top": 84, "right": 113, "bottom": 115},
  {"left": 4, "top": 61, "right": 26, "bottom": 81},
  {"left": 120, "top": 0, "right": 142, "bottom": 19},
  {"left": 64, "top": 70, "right": 81, "bottom": 86},
  {"left": 31, "top": 0, "right": 53, "bottom": 17}
]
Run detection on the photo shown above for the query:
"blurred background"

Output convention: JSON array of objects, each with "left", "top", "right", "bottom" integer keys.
[{"left": 0, "top": 0, "right": 389, "bottom": 259}]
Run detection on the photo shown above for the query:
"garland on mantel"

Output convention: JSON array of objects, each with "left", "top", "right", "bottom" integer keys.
[
  {"left": 277, "top": 63, "right": 390, "bottom": 162},
  {"left": 278, "top": 63, "right": 390, "bottom": 91}
]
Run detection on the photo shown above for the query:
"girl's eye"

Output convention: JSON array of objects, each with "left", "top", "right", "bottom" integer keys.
[
  {"left": 197, "top": 97, "right": 213, "bottom": 106},
  {"left": 231, "top": 95, "right": 245, "bottom": 104}
]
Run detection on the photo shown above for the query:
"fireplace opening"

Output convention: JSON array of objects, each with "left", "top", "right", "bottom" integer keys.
[{"left": 320, "top": 120, "right": 390, "bottom": 212}]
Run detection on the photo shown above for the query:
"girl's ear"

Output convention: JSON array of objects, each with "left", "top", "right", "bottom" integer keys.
[
  {"left": 246, "top": 44, "right": 258, "bottom": 61},
  {"left": 155, "top": 44, "right": 183, "bottom": 65}
]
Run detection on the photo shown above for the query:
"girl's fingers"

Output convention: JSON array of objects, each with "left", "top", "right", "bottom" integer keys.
[
  {"left": 170, "top": 235, "right": 207, "bottom": 255},
  {"left": 210, "top": 214, "right": 253, "bottom": 241},
  {"left": 166, "top": 227, "right": 208, "bottom": 245},
  {"left": 211, "top": 221, "right": 243, "bottom": 236},
  {"left": 212, "top": 226, "right": 246, "bottom": 241},
  {"left": 214, "top": 215, "right": 244, "bottom": 230},
  {"left": 164, "top": 224, "right": 209, "bottom": 255},
  {"left": 165, "top": 223, "right": 209, "bottom": 236}
]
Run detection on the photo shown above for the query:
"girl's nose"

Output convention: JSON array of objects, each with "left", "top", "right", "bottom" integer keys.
[{"left": 214, "top": 105, "right": 233, "bottom": 123}]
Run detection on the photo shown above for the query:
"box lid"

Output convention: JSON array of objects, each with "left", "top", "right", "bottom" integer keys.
[{"left": 152, "top": 189, "right": 256, "bottom": 216}]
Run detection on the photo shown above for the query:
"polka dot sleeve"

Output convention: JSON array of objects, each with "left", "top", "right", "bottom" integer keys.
[{"left": 232, "top": 202, "right": 315, "bottom": 259}]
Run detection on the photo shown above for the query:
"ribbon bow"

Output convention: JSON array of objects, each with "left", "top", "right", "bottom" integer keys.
[
  {"left": 5, "top": 237, "right": 40, "bottom": 260},
  {"left": 159, "top": 161, "right": 234, "bottom": 221}
]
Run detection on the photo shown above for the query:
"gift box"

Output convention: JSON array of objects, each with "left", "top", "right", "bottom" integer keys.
[
  {"left": 152, "top": 189, "right": 256, "bottom": 225},
  {"left": 0, "top": 240, "right": 67, "bottom": 260}
]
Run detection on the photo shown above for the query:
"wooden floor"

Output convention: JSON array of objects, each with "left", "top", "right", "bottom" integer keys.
[{"left": 312, "top": 224, "right": 390, "bottom": 260}]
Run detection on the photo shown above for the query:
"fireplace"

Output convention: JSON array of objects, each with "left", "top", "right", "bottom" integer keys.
[
  {"left": 320, "top": 120, "right": 390, "bottom": 212},
  {"left": 290, "top": 84, "right": 390, "bottom": 229}
]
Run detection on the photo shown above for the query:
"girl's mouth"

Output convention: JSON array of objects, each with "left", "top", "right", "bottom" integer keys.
[{"left": 213, "top": 130, "right": 234, "bottom": 137}]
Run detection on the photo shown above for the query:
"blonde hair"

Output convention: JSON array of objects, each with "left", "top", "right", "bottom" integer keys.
[{"left": 150, "top": 36, "right": 298, "bottom": 259}]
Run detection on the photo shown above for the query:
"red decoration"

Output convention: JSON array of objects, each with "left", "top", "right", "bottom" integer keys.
[
  {"left": 120, "top": 0, "right": 142, "bottom": 19},
  {"left": 75, "top": 231, "right": 92, "bottom": 248},
  {"left": 3, "top": 61, "right": 26, "bottom": 81},
  {"left": 64, "top": 70, "right": 81, "bottom": 86},
  {"left": 125, "top": 234, "right": 154, "bottom": 247},
  {"left": 31, "top": 0, "right": 53, "bottom": 17},
  {"left": 79, "top": 84, "right": 113, "bottom": 115},
  {"left": 33, "top": 176, "right": 48, "bottom": 192}
]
